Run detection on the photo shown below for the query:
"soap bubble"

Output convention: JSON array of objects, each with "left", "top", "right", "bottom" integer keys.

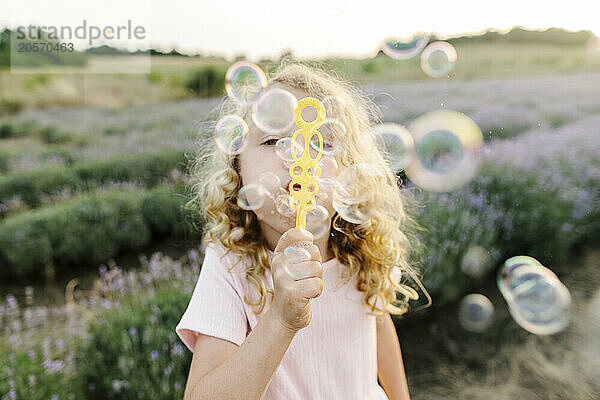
[
  {"left": 418, "top": 129, "right": 464, "bottom": 173},
  {"left": 306, "top": 205, "right": 330, "bottom": 239},
  {"left": 332, "top": 199, "right": 371, "bottom": 225},
  {"left": 282, "top": 246, "right": 313, "bottom": 279},
  {"left": 225, "top": 61, "right": 267, "bottom": 104},
  {"left": 258, "top": 172, "right": 282, "bottom": 198},
  {"left": 276, "top": 136, "right": 305, "bottom": 163},
  {"left": 315, "top": 177, "right": 338, "bottom": 200},
  {"left": 404, "top": 110, "right": 483, "bottom": 192},
  {"left": 316, "top": 156, "right": 339, "bottom": 177},
  {"left": 331, "top": 164, "right": 375, "bottom": 225},
  {"left": 237, "top": 183, "right": 266, "bottom": 210},
  {"left": 252, "top": 88, "right": 297, "bottom": 134},
  {"left": 275, "top": 194, "right": 299, "bottom": 217},
  {"left": 312, "top": 119, "right": 346, "bottom": 157},
  {"left": 334, "top": 163, "right": 382, "bottom": 204},
  {"left": 458, "top": 293, "right": 495, "bottom": 333},
  {"left": 497, "top": 256, "right": 572, "bottom": 335},
  {"left": 420, "top": 41, "right": 457, "bottom": 78},
  {"left": 369, "top": 123, "right": 416, "bottom": 172},
  {"left": 461, "top": 245, "right": 493, "bottom": 278},
  {"left": 381, "top": 33, "right": 430, "bottom": 60},
  {"left": 214, "top": 115, "right": 249, "bottom": 155}
]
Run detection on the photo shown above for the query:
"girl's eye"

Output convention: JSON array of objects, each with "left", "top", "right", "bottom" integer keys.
[{"left": 262, "top": 138, "right": 278, "bottom": 146}]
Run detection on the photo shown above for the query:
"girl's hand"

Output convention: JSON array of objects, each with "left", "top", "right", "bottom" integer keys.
[{"left": 269, "top": 228, "right": 323, "bottom": 333}]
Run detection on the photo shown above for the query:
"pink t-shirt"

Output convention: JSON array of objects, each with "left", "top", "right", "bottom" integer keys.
[{"left": 175, "top": 242, "right": 395, "bottom": 400}]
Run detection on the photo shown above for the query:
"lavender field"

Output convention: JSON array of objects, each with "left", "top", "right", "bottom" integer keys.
[{"left": 1, "top": 69, "right": 600, "bottom": 399}]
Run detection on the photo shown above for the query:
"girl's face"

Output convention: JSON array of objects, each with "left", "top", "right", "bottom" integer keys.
[{"left": 238, "top": 84, "right": 342, "bottom": 239}]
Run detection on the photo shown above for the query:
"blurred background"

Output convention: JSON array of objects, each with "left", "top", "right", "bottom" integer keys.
[{"left": 1, "top": 0, "right": 599, "bottom": 399}]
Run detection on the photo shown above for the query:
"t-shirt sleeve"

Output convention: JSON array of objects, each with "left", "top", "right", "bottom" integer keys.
[{"left": 175, "top": 244, "right": 248, "bottom": 352}]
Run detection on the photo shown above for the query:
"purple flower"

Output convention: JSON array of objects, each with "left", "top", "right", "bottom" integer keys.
[
  {"left": 99, "top": 265, "right": 107, "bottom": 277},
  {"left": 27, "top": 350, "right": 36, "bottom": 359},
  {"left": 51, "top": 395, "right": 59, "bottom": 400},
  {"left": 9, "top": 390, "right": 16, "bottom": 400},
  {"left": 174, "top": 382, "right": 182, "bottom": 390},
  {"left": 164, "top": 366, "right": 172, "bottom": 376},
  {"left": 189, "top": 249, "right": 200, "bottom": 261},
  {"left": 43, "top": 359, "right": 65, "bottom": 373},
  {"left": 128, "top": 327, "right": 137, "bottom": 336},
  {"left": 151, "top": 350, "right": 158, "bottom": 360},
  {"left": 150, "top": 315, "right": 157, "bottom": 324},
  {"left": 6, "top": 294, "right": 17, "bottom": 308}
]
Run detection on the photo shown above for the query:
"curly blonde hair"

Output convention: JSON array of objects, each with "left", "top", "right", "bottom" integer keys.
[{"left": 185, "top": 61, "right": 429, "bottom": 319}]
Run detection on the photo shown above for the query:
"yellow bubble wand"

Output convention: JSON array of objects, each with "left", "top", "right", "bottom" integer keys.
[{"left": 289, "top": 97, "right": 326, "bottom": 229}]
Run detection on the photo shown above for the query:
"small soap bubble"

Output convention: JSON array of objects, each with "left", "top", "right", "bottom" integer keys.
[
  {"left": 312, "top": 119, "right": 346, "bottom": 157},
  {"left": 420, "top": 41, "right": 457, "bottom": 78},
  {"left": 497, "top": 256, "right": 572, "bottom": 335},
  {"left": 461, "top": 245, "right": 492, "bottom": 278},
  {"left": 317, "top": 156, "right": 339, "bottom": 177},
  {"left": 283, "top": 246, "right": 312, "bottom": 279},
  {"left": 214, "top": 115, "right": 249, "bottom": 155},
  {"left": 275, "top": 194, "right": 299, "bottom": 217},
  {"left": 334, "top": 163, "right": 381, "bottom": 204},
  {"left": 237, "top": 183, "right": 266, "bottom": 210},
  {"left": 276, "top": 136, "right": 304, "bottom": 163},
  {"left": 258, "top": 172, "right": 282, "bottom": 198},
  {"left": 368, "top": 123, "right": 416, "bottom": 172},
  {"left": 315, "top": 177, "right": 337, "bottom": 200},
  {"left": 404, "top": 110, "right": 483, "bottom": 192},
  {"left": 252, "top": 88, "right": 298, "bottom": 134},
  {"left": 332, "top": 197, "right": 371, "bottom": 225},
  {"left": 306, "top": 205, "right": 330, "bottom": 239},
  {"left": 458, "top": 293, "right": 495, "bottom": 333},
  {"left": 381, "top": 33, "right": 430, "bottom": 60},
  {"left": 225, "top": 61, "right": 267, "bottom": 104}
]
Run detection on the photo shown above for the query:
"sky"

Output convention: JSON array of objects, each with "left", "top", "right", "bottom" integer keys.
[{"left": 4, "top": 0, "right": 599, "bottom": 60}]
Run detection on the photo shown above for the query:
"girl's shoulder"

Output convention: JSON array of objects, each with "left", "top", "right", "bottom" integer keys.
[{"left": 203, "top": 241, "right": 248, "bottom": 275}]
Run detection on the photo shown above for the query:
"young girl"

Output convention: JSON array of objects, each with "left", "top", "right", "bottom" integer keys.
[{"left": 176, "top": 62, "right": 423, "bottom": 400}]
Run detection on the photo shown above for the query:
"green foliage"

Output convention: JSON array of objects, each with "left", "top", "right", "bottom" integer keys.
[
  {"left": 0, "top": 99, "right": 24, "bottom": 116},
  {"left": 0, "top": 149, "right": 186, "bottom": 208},
  {"left": 412, "top": 159, "right": 584, "bottom": 305},
  {"left": 78, "top": 284, "right": 192, "bottom": 400},
  {"left": 0, "top": 120, "right": 36, "bottom": 138},
  {"left": 4, "top": 28, "right": 88, "bottom": 68},
  {"left": 148, "top": 70, "right": 163, "bottom": 84},
  {"left": 141, "top": 187, "right": 189, "bottom": 236},
  {"left": 185, "top": 65, "right": 226, "bottom": 97},
  {"left": 0, "top": 186, "right": 190, "bottom": 281},
  {"left": 0, "top": 340, "right": 85, "bottom": 400},
  {"left": 360, "top": 60, "right": 380, "bottom": 74}
]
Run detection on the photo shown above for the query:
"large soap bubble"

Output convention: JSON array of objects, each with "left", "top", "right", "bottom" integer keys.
[
  {"left": 225, "top": 61, "right": 268, "bottom": 104},
  {"left": 404, "top": 110, "right": 483, "bottom": 192},
  {"left": 252, "top": 88, "right": 298, "bottom": 134},
  {"left": 497, "top": 256, "right": 572, "bottom": 335},
  {"left": 381, "top": 33, "right": 430, "bottom": 60}
]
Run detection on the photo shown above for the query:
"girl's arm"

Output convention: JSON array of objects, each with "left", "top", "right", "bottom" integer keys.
[
  {"left": 184, "top": 308, "right": 297, "bottom": 400},
  {"left": 376, "top": 313, "right": 411, "bottom": 400}
]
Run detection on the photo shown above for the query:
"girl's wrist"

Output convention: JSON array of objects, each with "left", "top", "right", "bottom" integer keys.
[{"left": 265, "top": 309, "right": 298, "bottom": 339}]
